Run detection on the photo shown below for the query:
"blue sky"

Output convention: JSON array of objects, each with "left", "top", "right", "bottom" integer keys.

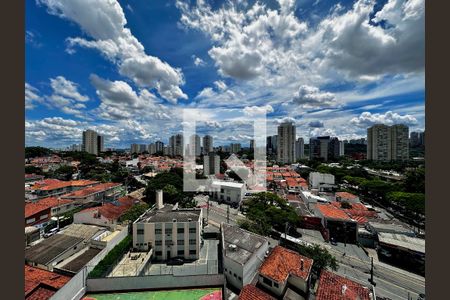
[{"left": 25, "top": 0, "right": 425, "bottom": 149}]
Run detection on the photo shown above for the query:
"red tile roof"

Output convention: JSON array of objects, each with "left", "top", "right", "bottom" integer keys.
[
  {"left": 79, "top": 196, "right": 140, "bottom": 221},
  {"left": 25, "top": 265, "right": 71, "bottom": 299},
  {"left": 336, "top": 192, "right": 359, "bottom": 200},
  {"left": 61, "top": 182, "right": 121, "bottom": 198},
  {"left": 31, "top": 179, "right": 63, "bottom": 190},
  {"left": 25, "top": 198, "right": 73, "bottom": 219},
  {"left": 239, "top": 285, "right": 275, "bottom": 300},
  {"left": 259, "top": 246, "right": 313, "bottom": 283},
  {"left": 316, "top": 204, "right": 352, "bottom": 221},
  {"left": 70, "top": 180, "right": 99, "bottom": 187},
  {"left": 316, "top": 270, "right": 371, "bottom": 300}
]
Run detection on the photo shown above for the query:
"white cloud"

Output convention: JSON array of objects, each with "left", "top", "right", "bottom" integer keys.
[
  {"left": 350, "top": 111, "right": 418, "bottom": 127},
  {"left": 50, "top": 76, "right": 89, "bottom": 102},
  {"left": 292, "top": 85, "right": 337, "bottom": 108},
  {"left": 243, "top": 105, "right": 273, "bottom": 116},
  {"left": 195, "top": 87, "right": 216, "bottom": 99},
  {"left": 192, "top": 55, "right": 206, "bottom": 66},
  {"left": 25, "top": 83, "right": 44, "bottom": 110},
  {"left": 308, "top": 120, "right": 324, "bottom": 128},
  {"left": 275, "top": 117, "right": 296, "bottom": 124},
  {"left": 214, "top": 80, "right": 227, "bottom": 91},
  {"left": 38, "top": 0, "right": 187, "bottom": 103}
]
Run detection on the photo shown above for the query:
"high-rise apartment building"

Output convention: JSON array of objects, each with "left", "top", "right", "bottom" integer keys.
[
  {"left": 249, "top": 139, "right": 255, "bottom": 150},
  {"left": 277, "top": 122, "right": 296, "bottom": 164},
  {"left": 204, "top": 152, "right": 220, "bottom": 175},
  {"left": 202, "top": 135, "right": 213, "bottom": 155},
  {"left": 309, "top": 136, "right": 330, "bottom": 161},
  {"left": 155, "top": 141, "right": 164, "bottom": 153},
  {"left": 339, "top": 141, "right": 345, "bottom": 157},
  {"left": 189, "top": 134, "right": 201, "bottom": 156},
  {"left": 169, "top": 134, "right": 184, "bottom": 156},
  {"left": 295, "top": 137, "right": 305, "bottom": 161},
  {"left": 97, "top": 135, "right": 104, "bottom": 154},
  {"left": 367, "top": 124, "right": 409, "bottom": 161},
  {"left": 82, "top": 129, "right": 98, "bottom": 155},
  {"left": 230, "top": 143, "right": 242, "bottom": 153},
  {"left": 328, "top": 137, "right": 341, "bottom": 160}
]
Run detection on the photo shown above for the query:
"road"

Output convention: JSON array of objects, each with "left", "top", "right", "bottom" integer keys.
[{"left": 195, "top": 195, "right": 246, "bottom": 226}]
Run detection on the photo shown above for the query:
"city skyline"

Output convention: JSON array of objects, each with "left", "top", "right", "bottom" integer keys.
[{"left": 26, "top": 0, "right": 424, "bottom": 149}]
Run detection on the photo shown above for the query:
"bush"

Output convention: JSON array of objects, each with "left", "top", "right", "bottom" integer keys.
[{"left": 88, "top": 235, "right": 132, "bottom": 278}]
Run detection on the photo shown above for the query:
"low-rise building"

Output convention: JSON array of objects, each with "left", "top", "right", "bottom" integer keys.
[
  {"left": 335, "top": 191, "right": 360, "bottom": 204},
  {"left": 258, "top": 246, "right": 313, "bottom": 299},
  {"left": 25, "top": 197, "right": 75, "bottom": 228},
  {"left": 315, "top": 270, "right": 373, "bottom": 300},
  {"left": 133, "top": 191, "right": 203, "bottom": 261},
  {"left": 60, "top": 182, "right": 122, "bottom": 204},
  {"left": 315, "top": 204, "right": 358, "bottom": 243},
  {"left": 25, "top": 265, "right": 71, "bottom": 300},
  {"left": 239, "top": 284, "right": 275, "bottom": 300},
  {"left": 74, "top": 196, "right": 143, "bottom": 229},
  {"left": 222, "top": 223, "right": 269, "bottom": 290},
  {"left": 210, "top": 180, "right": 246, "bottom": 205},
  {"left": 308, "top": 172, "right": 335, "bottom": 192}
]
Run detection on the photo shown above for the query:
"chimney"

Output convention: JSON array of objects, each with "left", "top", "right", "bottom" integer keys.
[
  {"left": 156, "top": 189, "right": 163, "bottom": 209},
  {"left": 300, "top": 259, "right": 304, "bottom": 271}
]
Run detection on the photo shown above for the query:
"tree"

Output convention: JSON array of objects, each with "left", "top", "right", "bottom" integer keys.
[
  {"left": 25, "top": 165, "right": 43, "bottom": 175},
  {"left": 295, "top": 244, "right": 338, "bottom": 275},
  {"left": 403, "top": 167, "right": 425, "bottom": 193},
  {"left": 52, "top": 165, "right": 77, "bottom": 180},
  {"left": 25, "top": 146, "right": 52, "bottom": 158},
  {"left": 144, "top": 172, "right": 183, "bottom": 204},
  {"left": 386, "top": 191, "right": 425, "bottom": 215},
  {"left": 119, "top": 203, "right": 149, "bottom": 222}
]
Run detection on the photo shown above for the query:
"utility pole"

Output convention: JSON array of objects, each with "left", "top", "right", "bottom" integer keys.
[
  {"left": 206, "top": 196, "right": 210, "bottom": 223},
  {"left": 226, "top": 204, "right": 230, "bottom": 224},
  {"left": 368, "top": 256, "right": 376, "bottom": 286},
  {"left": 56, "top": 197, "right": 60, "bottom": 230}
]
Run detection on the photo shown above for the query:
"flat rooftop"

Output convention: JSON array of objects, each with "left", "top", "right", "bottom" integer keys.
[
  {"left": 25, "top": 234, "right": 84, "bottom": 266},
  {"left": 83, "top": 288, "right": 222, "bottom": 300},
  {"left": 62, "top": 224, "right": 106, "bottom": 240},
  {"left": 378, "top": 232, "right": 425, "bottom": 254},
  {"left": 137, "top": 205, "right": 201, "bottom": 223},
  {"left": 57, "top": 247, "right": 102, "bottom": 274},
  {"left": 222, "top": 223, "right": 268, "bottom": 265}
]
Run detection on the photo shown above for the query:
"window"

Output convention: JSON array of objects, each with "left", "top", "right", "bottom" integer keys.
[
  {"left": 220, "top": 188, "right": 224, "bottom": 193},
  {"left": 165, "top": 240, "right": 173, "bottom": 245},
  {"left": 274, "top": 282, "right": 279, "bottom": 288},
  {"left": 220, "top": 195, "right": 224, "bottom": 200},
  {"left": 225, "top": 268, "right": 227, "bottom": 272},
  {"left": 189, "top": 239, "right": 196, "bottom": 245},
  {"left": 238, "top": 276, "right": 242, "bottom": 281},
  {"left": 26, "top": 218, "right": 35, "bottom": 224},
  {"left": 178, "top": 250, "right": 184, "bottom": 256},
  {"left": 155, "top": 251, "right": 162, "bottom": 256},
  {"left": 177, "top": 228, "right": 184, "bottom": 234},
  {"left": 262, "top": 276, "right": 272, "bottom": 287},
  {"left": 233, "top": 273, "right": 237, "bottom": 278},
  {"left": 189, "top": 228, "right": 196, "bottom": 234},
  {"left": 137, "top": 229, "right": 144, "bottom": 235},
  {"left": 165, "top": 228, "right": 172, "bottom": 234},
  {"left": 155, "top": 240, "right": 162, "bottom": 246},
  {"left": 177, "top": 240, "right": 184, "bottom": 245},
  {"left": 40, "top": 214, "right": 48, "bottom": 220},
  {"left": 155, "top": 229, "right": 162, "bottom": 234},
  {"left": 189, "top": 250, "right": 196, "bottom": 255}
]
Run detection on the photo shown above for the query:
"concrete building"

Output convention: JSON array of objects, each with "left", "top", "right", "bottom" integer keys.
[
  {"left": 328, "top": 137, "right": 341, "bottom": 160},
  {"left": 339, "top": 140, "right": 345, "bottom": 156},
  {"left": 308, "top": 172, "right": 335, "bottom": 192},
  {"left": 222, "top": 223, "right": 269, "bottom": 290},
  {"left": 169, "top": 134, "right": 184, "bottom": 156},
  {"left": 295, "top": 137, "right": 305, "bottom": 161},
  {"left": 148, "top": 143, "right": 156, "bottom": 155},
  {"left": 315, "top": 204, "right": 358, "bottom": 243},
  {"left": 155, "top": 141, "right": 164, "bottom": 153},
  {"left": 203, "top": 135, "right": 214, "bottom": 155},
  {"left": 82, "top": 129, "right": 98, "bottom": 155},
  {"left": 258, "top": 246, "right": 313, "bottom": 299},
  {"left": 210, "top": 180, "right": 246, "bottom": 205},
  {"left": 230, "top": 143, "right": 242, "bottom": 153},
  {"left": 249, "top": 139, "right": 255, "bottom": 151},
  {"left": 277, "top": 122, "right": 296, "bottom": 164},
  {"left": 133, "top": 191, "right": 203, "bottom": 261},
  {"left": 316, "top": 270, "right": 373, "bottom": 300},
  {"left": 367, "top": 124, "right": 409, "bottom": 161},
  {"left": 190, "top": 134, "right": 201, "bottom": 156},
  {"left": 204, "top": 153, "right": 220, "bottom": 175},
  {"left": 97, "top": 135, "right": 104, "bottom": 153},
  {"left": 309, "top": 136, "right": 330, "bottom": 161}
]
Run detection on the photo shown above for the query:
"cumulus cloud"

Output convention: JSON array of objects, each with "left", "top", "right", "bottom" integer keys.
[
  {"left": 293, "top": 85, "right": 337, "bottom": 108},
  {"left": 25, "top": 83, "right": 44, "bottom": 110},
  {"left": 38, "top": 0, "right": 187, "bottom": 103},
  {"left": 243, "top": 105, "right": 274, "bottom": 116},
  {"left": 195, "top": 87, "right": 216, "bottom": 99},
  {"left": 275, "top": 117, "right": 296, "bottom": 124},
  {"left": 308, "top": 121, "right": 324, "bottom": 128},
  {"left": 50, "top": 76, "right": 89, "bottom": 102},
  {"left": 192, "top": 55, "right": 206, "bottom": 66},
  {"left": 350, "top": 111, "right": 418, "bottom": 127},
  {"left": 214, "top": 80, "right": 227, "bottom": 91}
]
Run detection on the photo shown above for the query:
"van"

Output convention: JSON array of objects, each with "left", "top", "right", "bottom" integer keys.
[{"left": 43, "top": 227, "right": 59, "bottom": 238}]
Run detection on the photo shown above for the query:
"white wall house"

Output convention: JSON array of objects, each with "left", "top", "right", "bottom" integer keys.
[
  {"left": 222, "top": 223, "right": 269, "bottom": 290},
  {"left": 210, "top": 180, "right": 246, "bottom": 205},
  {"left": 308, "top": 172, "right": 335, "bottom": 191}
]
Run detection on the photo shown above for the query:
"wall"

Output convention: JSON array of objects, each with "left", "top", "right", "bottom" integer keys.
[
  {"left": 86, "top": 274, "right": 224, "bottom": 292},
  {"left": 242, "top": 240, "right": 268, "bottom": 286}
]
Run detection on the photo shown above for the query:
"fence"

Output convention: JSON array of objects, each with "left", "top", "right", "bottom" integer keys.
[{"left": 50, "top": 225, "right": 129, "bottom": 300}]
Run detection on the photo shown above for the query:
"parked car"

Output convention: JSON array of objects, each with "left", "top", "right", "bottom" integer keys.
[
  {"left": 330, "top": 237, "right": 338, "bottom": 245},
  {"left": 43, "top": 227, "right": 59, "bottom": 238},
  {"left": 167, "top": 258, "right": 184, "bottom": 265}
]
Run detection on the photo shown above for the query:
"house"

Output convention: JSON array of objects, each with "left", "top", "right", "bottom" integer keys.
[
  {"left": 335, "top": 192, "right": 360, "bottom": 204},
  {"left": 315, "top": 204, "right": 358, "bottom": 243},
  {"left": 25, "top": 197, "right": 75, "bottom": 228},
  {"left": 30, "top": 179, "right": 100, "bottom": 199},
  {"left": 210, "top": 180, "right": 246, "bottom": 206},
  {"left": 315, "top": 270, "right": 373, "bottom": 300},
  {"left": 25, "top": 265, "right": 71, "bottom": 300},
  {"left": 308, "top": 172, "right": 335, "bottom": 192},
  {"left": 60, "top": 182, "right": 122, "bottom": 204},
  {"left": 222, "top": 223, "right": 269, "bottom": 290},
  {"left": 74, "top": 196, "right": 143, "bottom": 229},
  {"left": 25, "top": 226, "right": 40, "bottom": 247},
  {"left": 132, "top": 190, "right": 203, "bottom": 261},
  {"left": 258, "top": 246, "right": 313, "bottom": 299},
  {"left": 239, "top": 284, "right": 275, "bottom": 300}
]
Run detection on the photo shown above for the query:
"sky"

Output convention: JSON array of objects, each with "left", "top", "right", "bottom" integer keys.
[{"left": 25, "top": 0, "right": 425, "bottom": 149}]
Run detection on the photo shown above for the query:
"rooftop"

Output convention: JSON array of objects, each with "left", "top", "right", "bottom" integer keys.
[
  {"left": 212, "top": 180, "right": 244, "bottom": 189},
  {"left": 78, "top": 196, "right": 141, "bottom": 221},
  {"left": 56, "top": 247, "right": 102, "bottom": 274},
  {"left": 222, "top": 223, "right": 268, "bottom": 265},
  {"left": 335, "top": 192, "right": 359, "bottom": 200},
  {"left": 259, "top": 246, "right": 313, "bottom": 283},
  {"left": 25, "top": 265, "right": 71, "bottom": 299},
  {"left": 316, "top": 204, "right": 352, "bottom": 221},
  {"left": 137, "top": 205, "right": 201, "bottom": 223},
  {"left": 315, "top": 270, "right": 371, "bottom": 300},
  {"left": 377, "top": 232, "right": 425, "bottom": 254},
  {"left": 25, "top": 197, "right": 73, "bottom": 219},
  {"left": 239, "top": 285, "right": 275, "bottom": 300},
  {"left": 61, "top": 182, "right": 121, "bottom": 199}
]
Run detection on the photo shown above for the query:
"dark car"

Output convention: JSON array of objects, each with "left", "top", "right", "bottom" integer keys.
[
  {"left": 330, "top": 238, "right": 338, "bottom": 245},
  {"left": 167, "top": 258, "right": 184, "bottom": 265}
]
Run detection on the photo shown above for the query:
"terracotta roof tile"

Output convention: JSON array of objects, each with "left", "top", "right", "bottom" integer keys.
[
  {"left": 316, "top": 204, "right": 352, "bottom": 221},
  {"left": 239, "top": 285, "right": 275, "bottom": 300},
  {"left": 336, "top": 192, "right": 358, "bottom": 200},
  {"left": 61, "top": 183, "right": 121, "bottom": 198},
  {"left": 259, "top": 246, "right": 313, "bottom": 283},
  {"left": 25, "top": 265, "right": 71, "bottom": 298},
  {"left": 25, "top": 197, "right": 73, "bottom": 219},
  {"left": 316, "top": 270, "right": 371, "bottom": 300}
]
